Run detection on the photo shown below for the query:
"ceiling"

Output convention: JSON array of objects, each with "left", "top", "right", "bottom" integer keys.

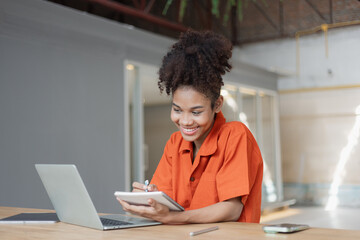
[
  {"left": 46, "top": 0, "right": 360, "bottom": 45},
  {"left": 43, "top": 0, "right": 360, "bottom": 106}
]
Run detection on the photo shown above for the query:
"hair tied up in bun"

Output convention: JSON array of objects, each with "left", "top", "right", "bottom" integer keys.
[
  {"left": 185, "top": 45, "right": 198, "bottom": 55},
  {"left": 158, "top": 30, "right": 232, "bottom": 107}
]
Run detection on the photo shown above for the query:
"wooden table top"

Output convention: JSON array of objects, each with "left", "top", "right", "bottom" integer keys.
[{"left": 1, "top": 206, "right": 360, "bottom": 239}]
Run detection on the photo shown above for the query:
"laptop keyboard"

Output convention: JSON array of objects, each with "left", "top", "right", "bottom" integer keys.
[{"left": 100, "top": 217, "right": 133, "bottom": 227}]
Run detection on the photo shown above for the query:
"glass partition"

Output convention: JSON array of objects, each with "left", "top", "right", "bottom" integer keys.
[
  {"left": 261, "top": 94, "right": 278, "bottom": 202},
  {"left": 124, "top": 60, "right": 174, "bottom": 190},
  {"left": 125, "top": 63, "right": 145, "bottom": 187},
  {"left": 222, "top": 84, "right": 282, "bottom": 204}
]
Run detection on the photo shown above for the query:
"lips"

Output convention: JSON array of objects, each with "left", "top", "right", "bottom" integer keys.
[{"left": 180, "top": 126, "right": 199, "bottom": 136}]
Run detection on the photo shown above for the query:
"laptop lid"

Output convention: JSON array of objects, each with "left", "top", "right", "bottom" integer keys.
[
  {"left": 35, "top": 164, "right": 161, "bottom": 230},
  {"left": 35, "top": 164, "right": 105, "bottom": 230}
]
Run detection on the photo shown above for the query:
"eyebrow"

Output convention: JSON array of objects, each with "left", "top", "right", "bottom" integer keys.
[{"left": 172, "top": 103, "right": 204, "bottom": 110}]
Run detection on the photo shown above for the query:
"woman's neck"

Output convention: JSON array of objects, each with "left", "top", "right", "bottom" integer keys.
[{"left": 192, "top": 143, "right": 198, "bottom": 164}]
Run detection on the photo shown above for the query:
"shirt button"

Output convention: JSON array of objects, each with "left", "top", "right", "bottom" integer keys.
[{"left": 190, "top": 177, "right": 195, "bottom": 182}]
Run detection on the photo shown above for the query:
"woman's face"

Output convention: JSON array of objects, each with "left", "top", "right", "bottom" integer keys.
[{"left": 171, "top": 86, "right": 222, "bottom": 149}]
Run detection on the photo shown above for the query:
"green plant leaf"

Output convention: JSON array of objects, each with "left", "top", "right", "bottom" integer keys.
[
  {"left": 162, "top": 0, "right": 173, "bottom": 15},
  {"left": 222, "top": 0, "right": 232, "bottom": 25},
  {"left": 212, "top": 0, "right": 220, "bottom": 18},
  {"left": 238, "top": 0, "right": 243, "bottom": 21},
  {"left": 162, "top": 0, "right": 270, "bottom": 23},
  {"left": 179, "top": 0, "right": 187, "bottom": 22}
]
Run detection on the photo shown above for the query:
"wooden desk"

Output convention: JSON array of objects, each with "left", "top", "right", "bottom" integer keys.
[{"left": 1, "top": 206, "right": 360, "bottom": 239}]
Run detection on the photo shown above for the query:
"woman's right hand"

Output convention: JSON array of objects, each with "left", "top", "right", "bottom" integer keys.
[{"left": 132, "top": 182, "right": 158, "bottom": 192}]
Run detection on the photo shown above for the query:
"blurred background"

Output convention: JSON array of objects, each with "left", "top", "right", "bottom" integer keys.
[{"left": 1, "top": 0, "right": 360, "bottom": 229}]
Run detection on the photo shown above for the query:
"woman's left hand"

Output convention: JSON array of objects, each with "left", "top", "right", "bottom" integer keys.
[
  {"left": 117, "top": 196, "right": 242, "bottom": 224},
  {"left": 116, "top": 197, "right": 174, "bottom": 223}
]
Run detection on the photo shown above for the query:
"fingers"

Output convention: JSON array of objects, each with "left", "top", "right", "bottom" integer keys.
[
  {"left": 132, "top": 182, "right": 158, "bottom": 192},
  {"left": 117, "top": 197, "right": 168, "bottom": 218},
  {"left": 147, "top": 198, "right": 170, "bottom": 216},
  {"left": 117, "top": 198, "right": 132, "bottom": 213},
  {"left": 117, "top": 197, "right": 153, "bottom": 217},
  {"left": 148, "top": 184, "right": 158, "bottom": 192},
  {"left": 147, "top": 198, "right": 162, "bottom": 213},
  {"left": 132, "top": 182, "right": 146, "bottom": 192},
  {"left": 117, "top": 198, "right": 143, "bottom": 215}
]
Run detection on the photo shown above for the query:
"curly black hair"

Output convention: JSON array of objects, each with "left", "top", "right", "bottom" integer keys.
[{"left": 158, "top": 30, "right": 232, "bottom": 108}]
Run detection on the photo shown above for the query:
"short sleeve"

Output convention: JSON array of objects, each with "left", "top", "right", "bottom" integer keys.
[
  {"left": 216, "top": 131, "right": 250, "bottom": 202},
  {"left": 215, "top": 124, "right": 263, "bottom": 222}
]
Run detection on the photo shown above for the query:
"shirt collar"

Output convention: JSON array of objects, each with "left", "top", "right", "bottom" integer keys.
[{"left": 178, "top": 111, "right": 226, "bottom": 156}]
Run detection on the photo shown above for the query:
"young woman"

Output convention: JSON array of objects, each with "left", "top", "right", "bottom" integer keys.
[{"left": 117, "top": 30, "right": 263, "bottom": 224}]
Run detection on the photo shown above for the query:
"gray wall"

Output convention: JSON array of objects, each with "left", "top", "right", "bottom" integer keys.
[{"left": 0, "top": 0, "right": 172, "bottom": 213}]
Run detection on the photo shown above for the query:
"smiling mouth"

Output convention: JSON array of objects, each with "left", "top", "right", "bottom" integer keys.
[{"left": 181, "top": 126, "right": 199, "bottom": 135}]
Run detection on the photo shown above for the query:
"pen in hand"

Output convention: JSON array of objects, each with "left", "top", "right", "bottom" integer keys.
[{"left": 144, "top": 180, "right": 149, "bottom": 192}]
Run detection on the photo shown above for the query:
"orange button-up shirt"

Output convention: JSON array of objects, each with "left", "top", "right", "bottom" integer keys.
[{"left": 151, "top": 112, "right": 263, "bottom": 223}]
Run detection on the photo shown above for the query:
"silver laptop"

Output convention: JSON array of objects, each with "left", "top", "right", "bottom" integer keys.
[{"left": 35, "top": 164, "right": 161, "bottom": 230}]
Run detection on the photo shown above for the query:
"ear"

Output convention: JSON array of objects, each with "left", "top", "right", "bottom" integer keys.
[{"left": 214, "top": 96, "right": 223, "bottom": 113}]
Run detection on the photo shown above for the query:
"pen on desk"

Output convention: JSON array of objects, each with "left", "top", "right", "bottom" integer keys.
[
  {"left": 189, "top": 226, "right": 219, "bottom": 236},
  {"left": 144, "top": 180, "right": 149, "bottom": 192}
]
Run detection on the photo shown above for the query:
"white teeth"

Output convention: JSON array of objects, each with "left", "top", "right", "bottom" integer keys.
[{"left": 183, "top": 127, "right": 197, "bottom": 132}]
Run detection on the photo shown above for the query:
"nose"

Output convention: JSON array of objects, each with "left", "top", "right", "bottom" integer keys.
[{"left": 179, "top": 113, "right": 193, "bottom": 126}]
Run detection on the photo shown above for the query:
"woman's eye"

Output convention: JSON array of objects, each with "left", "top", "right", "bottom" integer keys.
[
  {"left": 192, "top": 111, "right": 201, "bottom": 116},
  {"left": 173, "top": 108, "right": 181, "bottom": 113}
]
